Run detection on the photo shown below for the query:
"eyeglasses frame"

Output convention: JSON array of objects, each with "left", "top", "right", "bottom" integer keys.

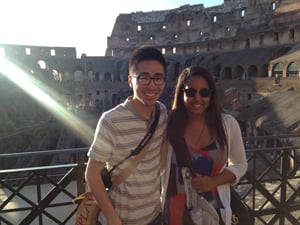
[{"left": 132, "top": 72, "right": 166, "bottom": 85}]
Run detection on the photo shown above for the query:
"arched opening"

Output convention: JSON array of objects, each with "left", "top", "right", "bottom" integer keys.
[
  {"left": 272, "top": 63, "right": 283, "bottom": 77},
  {"left": 173, "top": 62, "right": 181, "bottom": 81},
  {"left": 52, "top": 69, "right": 60, "bottom": 81},
  {"left": 213, "top": 64, "right": 221, "bottom": 81},
  {"left": 105, "top": 72, "right": 112, "bottom": 81},
  {"left": 37, "top": 60, "right": 47, "bottom": 70},
  {"left": 248, "top": 65, "right": 258, "bottom": 79},
  {"left": 74, "top": 70, "right": 84, "bottom": 82},
  {"left": 95, "top": 72, "right": 100, "bottom": 81},
  {"left": 222, "top": 67, "right": 232, "bottom": 80},
  {"left": 87, "top": 70, "right": 94, "bottom": 82},
  {"left": 261, "top": 64, "right": 268, "bottom": 77},
  {"left": 287, "top": 62, "right": 298, "bottom": 77},
  {"left": 113, "top": 72, "right": 121, "bottom": 81},
  {"left": 234, "top": 66, "right": 244, "bottom": 80}
]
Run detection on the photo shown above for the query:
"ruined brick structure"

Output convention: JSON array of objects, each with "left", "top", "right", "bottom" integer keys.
[
  {"left": 107, "top": 0, "right": 300, "bottom": 79},
  {"left": 1, "top": 0, "right": 300, "bottom": 133}
]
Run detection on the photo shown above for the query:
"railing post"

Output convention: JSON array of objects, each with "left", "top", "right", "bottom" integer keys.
[
  {"left": 280, "top": 147, "right": 289, "bottom": 225},
  {"left": 76, "top": 152, "right": 86, "bottom": 195}
]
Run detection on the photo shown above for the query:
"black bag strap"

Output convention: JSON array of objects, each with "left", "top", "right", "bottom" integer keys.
[
  {"left": 108, "top": 102, "right": 160, "bottom": 175},
  {"left": 172, "top": 137, "right": 194, "bottom": 175}
]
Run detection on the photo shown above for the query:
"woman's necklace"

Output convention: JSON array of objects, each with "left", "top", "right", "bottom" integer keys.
[{"left": 185, "top": 122, "right": 207, "bottom": 149}]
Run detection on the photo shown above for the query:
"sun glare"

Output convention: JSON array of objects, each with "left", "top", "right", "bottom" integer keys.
[
  {"left": 0, "top": 57, "right": 94, "bottom": 144},
  {"left": 0, "top": 48, "right": 4, "bottom": 58}
]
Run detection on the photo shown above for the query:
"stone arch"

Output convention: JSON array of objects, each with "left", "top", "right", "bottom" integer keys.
[
  {"left": 103, "top": 90, "right": 111, "bottom": 110},
  {"left": 287, "top": 61, "right": 299, "bottom": 77},
  {"left": 63, "top": 71, "right": 73, "bottom": 81},
  {"left": 112, "top": 93, "right": 118, "bottom": 106},
  {"left": 113, "top": 60, "right": 123, "bottom": 81},
  {"left": 37, "top": 60, "right": 47, "bottom": 69},
  {"left": 76, "top": 94, "right": 83, "bottom": 106},
  {"left": 166, "top": 61, "right": 179, "bottom": 81},
  {"left": 95, "top": 72, "right": 100, "bottom": 81},
  {"left": 272, "top": 63, "right": 283, "bottom": 77},
  {"left": 166, "top": 62, "right": 173, "bottom": 80},
  {"left": 65, "top": 93, "right": 73, "bottom": 109},
  {"left": 95, "top": 99, "right": 101, "bottom": 110},
  {"left": 112, "top": 72, "right": 120, "bottom": 81},
  {"left": 261, "top": 64, "right": 268, "bottom": 77},
  {"left": 221, "top": 67, "right": 233, "bottom": 80},
  {"left": 174, "top": 62, "right": 181, "bottom": 80},
  {"left": 120, "top": 60, "right": 129, "bottom": 81},
  {"left": 74, "top": 70, "right": 84, "bottom": 82},
  {"left": 104, "top": 72, "right": 112, "bottom": 81},
  {"left": 234, "top": 65, "right": 244, "bottom": 80},
  {"left": 29, "top": 61, "right": 43, "bottom": 77},
  {"left": 248, "top": 65, "right": 258, "bottom": 78},
  {"left": 212, "top": 64, "right": 221, "bottom": 81},
  {"left": 52, "top": 69, "right": 60, "bottom": 81},
  {"left": 87, "top": 70, "right": 94, "bottom": 82}
]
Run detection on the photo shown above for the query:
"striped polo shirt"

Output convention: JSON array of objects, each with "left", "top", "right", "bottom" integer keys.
[{"left": 87, "top": 98, "right": 168, "bottom": 225}]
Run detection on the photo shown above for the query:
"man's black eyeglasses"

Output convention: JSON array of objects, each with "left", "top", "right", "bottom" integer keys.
[
  {"left": 133, "top": 72, "right": 166, "bottom": 85},
  {"left": 183, "top": 88, "right": 211, "bottom": 98}
]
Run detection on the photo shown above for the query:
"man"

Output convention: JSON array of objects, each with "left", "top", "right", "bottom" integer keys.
[{"left": 85, "top": 46, "right": 168, "bottom": 225}]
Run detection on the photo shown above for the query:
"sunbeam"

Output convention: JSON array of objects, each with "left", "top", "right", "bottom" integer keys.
[{"left": 0, "top": 57, "right": 94, "bottom": 145}]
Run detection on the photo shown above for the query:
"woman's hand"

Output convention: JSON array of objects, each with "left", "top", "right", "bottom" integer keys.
[
  {"left": 192, "top": 174, "right": 216, "bottom": 193},
  {"left": 192, "top": 170, "right": 236, "bottom": 193}
]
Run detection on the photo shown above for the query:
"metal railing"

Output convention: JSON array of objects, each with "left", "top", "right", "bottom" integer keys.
[
  {"left": 0, "top": 134, "right": 300, "bottom": 225},
  {"left": 238, "top": 134, "right": 300, "bottom": 225},
  {"left": 0, "top": 148, "right": 86, "bottom": 225}
]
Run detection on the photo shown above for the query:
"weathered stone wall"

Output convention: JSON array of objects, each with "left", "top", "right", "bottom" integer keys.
[
  {"left": 1, "top": 0, "right": 300, "bottom": 116},
  {"left": 2, "top": 0, "right": 300, "bottom": 154},
  {"left": 106, "top": 0, "right": 300, "bottom": 57}
]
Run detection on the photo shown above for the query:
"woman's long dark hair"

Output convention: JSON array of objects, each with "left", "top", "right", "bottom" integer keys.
[{"left": 168, "top": 66, "right": 227, "bottom": 168}]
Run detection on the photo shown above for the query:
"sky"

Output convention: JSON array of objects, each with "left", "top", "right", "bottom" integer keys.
[{"left": 0, "top": 0, "right": 223, "bottom": 57}]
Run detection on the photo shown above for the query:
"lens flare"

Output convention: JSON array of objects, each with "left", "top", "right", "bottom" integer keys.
[{"left": 0, "top": 57, "right": 94, "bottom": 145}]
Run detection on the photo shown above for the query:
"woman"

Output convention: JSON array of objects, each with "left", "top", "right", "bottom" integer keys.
[{"left": 165, "top": 66, "right": 248, "bottom": 225}]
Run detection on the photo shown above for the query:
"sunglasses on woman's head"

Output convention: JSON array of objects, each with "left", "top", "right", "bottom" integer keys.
[{"left": 183, "top": 88, "right": 211, "bottom": 98}]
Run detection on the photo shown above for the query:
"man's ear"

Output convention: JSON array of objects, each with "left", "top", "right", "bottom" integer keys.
[{"left": 128, "top": 75, "right": 133, "bottom": 88}]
